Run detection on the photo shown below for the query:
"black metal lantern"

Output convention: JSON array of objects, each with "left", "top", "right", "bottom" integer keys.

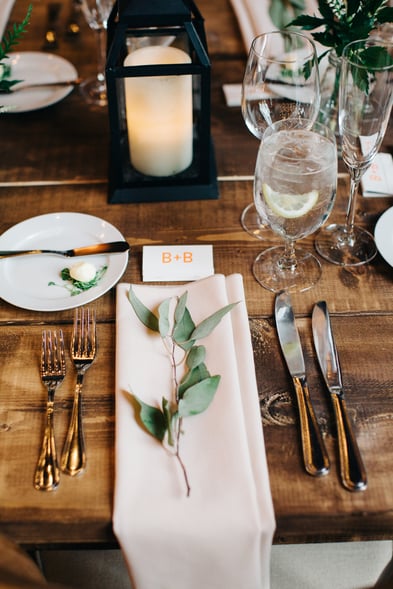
[{"left": 105, "top": 0, "right": 218, "bottom": 203}]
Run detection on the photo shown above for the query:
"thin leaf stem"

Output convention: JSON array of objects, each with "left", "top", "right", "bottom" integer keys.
[{"left": 175, "top": 417, "right": 191, "bottom": 497}]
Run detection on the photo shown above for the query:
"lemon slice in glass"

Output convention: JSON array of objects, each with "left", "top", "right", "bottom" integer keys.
[{"left": 263, "top": 183, "right": 318, "bottom": 219}]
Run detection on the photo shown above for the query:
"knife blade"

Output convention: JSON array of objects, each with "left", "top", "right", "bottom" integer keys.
[
  {"left": 275, "top": 292, "right": 330, "bottom": 476},
  {"left": 0, "top": 241, "right": 130, "bottom": 259},
  {"left": 312, "top": 301, "right": 367, "bottom": 491}
]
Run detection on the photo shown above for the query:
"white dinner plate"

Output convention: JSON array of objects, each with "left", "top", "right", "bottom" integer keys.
[
  {"left": 0, "top": 52, "right": 78, "bottom": 113},
  {"left": 0, "top": 213, "right": 129, "bottom": 311},
  {"left": 375, "top": 206, "right": 393, "bottom": 268}
]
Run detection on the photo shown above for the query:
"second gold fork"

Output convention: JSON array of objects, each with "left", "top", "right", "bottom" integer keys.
[{"left": 61, "top": 307, "right": 97, "bottom": 476}]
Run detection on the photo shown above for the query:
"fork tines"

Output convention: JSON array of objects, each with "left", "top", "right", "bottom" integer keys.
[
  {"left": 41, "top": 330, "right": 66, "bottom": 378},
  {"left": 72, "top": 307, "right": 96, "bottom": 358}
]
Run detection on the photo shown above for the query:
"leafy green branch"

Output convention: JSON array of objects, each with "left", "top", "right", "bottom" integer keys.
[
  {"left": 287, "top": 0, "right": 393, "bottom": 59},
  {"left": 0, "top": 4, "right": 33, "bottom": 93},
  {"left": 127, "top": 287, "right": 238, "bottom": 497}
]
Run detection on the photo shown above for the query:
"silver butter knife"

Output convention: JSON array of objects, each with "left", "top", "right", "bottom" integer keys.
[
  {"left": 275, "top": 292, "right": 330, "bottom": 477},
  {"left": 312, "top": 301, "right": 367, "bottom": 491},
  {"left": 0, "top": 241, "right": 130, "bottom": 259}
]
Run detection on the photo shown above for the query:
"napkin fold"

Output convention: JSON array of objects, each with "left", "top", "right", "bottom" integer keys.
[
  {"left": 229, "top": 0, "right": 319, "bottom": 52},
  {"left": 0, "top": 0, "right": 15, "bottom": 41},
  {"left": 114, "top": 274, "right": 275, "bottom": 589}
]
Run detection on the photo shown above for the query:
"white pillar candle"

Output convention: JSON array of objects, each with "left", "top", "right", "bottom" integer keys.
[{"left": 124, "top": 46, "right": 193, "bottom": 177}]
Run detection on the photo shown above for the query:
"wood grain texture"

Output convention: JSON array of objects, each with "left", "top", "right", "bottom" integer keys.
[{"left": 0, "top": 0, "right": 393, "bottom": 548}]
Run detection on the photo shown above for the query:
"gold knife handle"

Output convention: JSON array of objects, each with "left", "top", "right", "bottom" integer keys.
[
  {"left": 293, "top": 376, "right": 330, "bottom": 476},
  {"left": 331, "top": 394, "right": 367, "bottom": 491}
]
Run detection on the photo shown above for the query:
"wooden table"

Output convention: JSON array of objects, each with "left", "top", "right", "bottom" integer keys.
[{"left": 1, "top": 0, "right": 393, "bottom": 550}]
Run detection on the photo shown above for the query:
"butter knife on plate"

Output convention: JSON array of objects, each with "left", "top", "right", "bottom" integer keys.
[
  {"left": 275, "top": 292, "right": 330, "bottom": 476},
  {"left": 0, "top": 241, "right": 130, "bottom": 259},
  {"left": 312, "top": 301, "right": 367, "bottom": 491}
]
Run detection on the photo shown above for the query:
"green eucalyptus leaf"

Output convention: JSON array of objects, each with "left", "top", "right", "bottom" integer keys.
[
  {"left": 186, "top": 345, "right": 206, "bottom": 370},
  {"left": 190, "top": 302, "right": 238, "bottom": 341},
  {"left": 173, "top": 306, "right": 195, "bottom": 350},
  {"left": 132, "top": 395, "right": 167, "bottom": 441},
  {"left": 178, "top": 362, "right": 210, "bottom": 398},
  {"left": 269, "top": 0, "right": 299, "bottom": 29},
  {"left": 174, "top": 292, "right": 188, "bottom": 324},
  {"left": 128, "top": 287, "right": 159, "bottom": 332},
  {"left": 178, "top": 376, "right": 221, "bottom": 417},
  {"left": 158, "top": 298, "right": 171, "bottom": 338},
  {"left": 162, "top": 397, "right": 177, "bottom": 446}
]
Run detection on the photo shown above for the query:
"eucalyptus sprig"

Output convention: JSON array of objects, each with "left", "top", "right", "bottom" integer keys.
[
  {"left": 128, "top": 287, "right": 238, "bottom": 497},
  {"left": 287, "top": 0, "right": 393, "bottom": 60},
  {"left": 269, "top": 0, "right": 306, "bottom": 31},
  {"left": 0, "top": 4, "right": 32, "bottom": 94}
]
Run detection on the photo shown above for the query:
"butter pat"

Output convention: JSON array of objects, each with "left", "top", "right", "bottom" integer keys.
[{"left": 70, "top": 261, "right": 96, "bottom": 282}]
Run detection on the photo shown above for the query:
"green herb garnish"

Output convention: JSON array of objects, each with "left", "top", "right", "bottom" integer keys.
[
  {"left": 127, "top": 287, "right": 238, "bottom": 497},
  {"left": 0, "top": 4, "right": 33, "bottom": 94},
  {"left": 48, "top": 265, "right": 108, "bottom": 296}
]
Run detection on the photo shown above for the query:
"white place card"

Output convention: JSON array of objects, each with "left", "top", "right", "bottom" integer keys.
[
  {"left": 222, "top": 84, "right": 242, "bottom": 107},
  {"left": 222, "top": 83, "right": 275, "bottom": 107},
  {"left": 361, "top": 153, "right": 393, "bottom": 198},
  {"left": 142, "top": 245, "right": 214, "bottom": 282}
]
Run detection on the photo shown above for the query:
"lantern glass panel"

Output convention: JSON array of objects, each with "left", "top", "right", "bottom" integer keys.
[{"left": 106, "top": 3, "right": 218, "bottom": 203}]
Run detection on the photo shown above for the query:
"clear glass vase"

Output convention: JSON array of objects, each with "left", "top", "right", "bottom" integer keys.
[{"left": 318, "top": 50, "right": 342, "bottom": 136}]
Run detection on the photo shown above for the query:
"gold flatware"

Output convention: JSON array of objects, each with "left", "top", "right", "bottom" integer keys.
[
  {"left": 34, "top": 330, "right": 66, "bottom": 492},
  {"left": 312, "top": 301, "right": 367, "bottom": 491},
  {"left": 61, "top": 307, "right": 97, "bottom": 476},
  {"left": 275, "top": 292, "right": 330, "bottom": 477},
  {"left": 0, "top": 240, "right": 129, "bottom": 258}
]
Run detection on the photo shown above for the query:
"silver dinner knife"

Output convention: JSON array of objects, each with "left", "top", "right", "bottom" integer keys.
[
  {"left": 0, "top": 241, "right": 130, "bottom": 259},
  {"left": 312, "top": 301, "right": 367, "bottom": 492},
  {"left": 275, "top": 292, "right": 330, "bottom": 476}
]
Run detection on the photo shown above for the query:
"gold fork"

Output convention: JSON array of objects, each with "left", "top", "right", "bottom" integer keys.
[
  {"left": 34, "top": 330, "right": 66, "bottom": 491},
  {"left": 61, "top": 307, "right": 96, "bottom": 476}
]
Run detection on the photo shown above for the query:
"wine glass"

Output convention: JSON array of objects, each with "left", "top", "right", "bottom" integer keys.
[
  {"left": 315, "top": 38, "right": 393, "bottom": 266},
  {"left": 241, "top": 30, "right": 321, "bottom": 238},
  {"left": 79, "top": 0, "right": 114, "bottom": 106},
  {"left": 253, "top": 119, "right": 337, "bottom": 293}
]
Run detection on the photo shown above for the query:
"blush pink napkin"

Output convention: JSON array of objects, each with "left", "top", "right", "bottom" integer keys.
[{"left": 114, "top": 274, "right": 275, "bottom": 589}]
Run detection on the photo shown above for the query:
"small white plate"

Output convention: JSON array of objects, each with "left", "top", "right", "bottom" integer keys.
[
  {"left": 0, "top": 213, "right": 129, "bottom": 311},
  {"left": 1, "top": 51, "right": 78, "bottom": 113},
  {"left": 375, "top": 206, "right": 393, "bottom": 268}
]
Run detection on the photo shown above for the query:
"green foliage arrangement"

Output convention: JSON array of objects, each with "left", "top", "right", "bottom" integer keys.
[
  {"left": 288, "top": 0, "right": 393, "bottom": 59},
  {"left": 0, "top": 4, "right": 32, "bottom": 96},
  {"left": 127, "top": 287, "right": 238, "bottom": 497}
]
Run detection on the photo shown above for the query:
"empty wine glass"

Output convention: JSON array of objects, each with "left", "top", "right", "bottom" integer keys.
[
  {"left": 241, "top": 30, "right": 321, "bottom": 238},
  {"left": 315, "top": 38, "right": 393, "bottom": 266},
  {"left": 79, "top": 0, "right": 114, "bottom": 106},
  {"left": 253, "top": 119, "right": 337, "bottom": 293}
]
